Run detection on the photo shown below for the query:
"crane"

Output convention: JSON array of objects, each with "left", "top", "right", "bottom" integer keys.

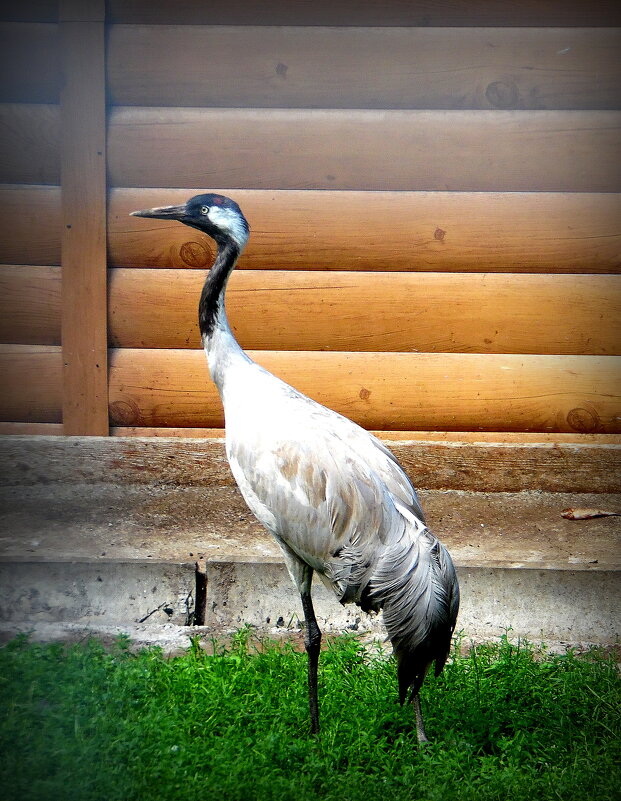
[{"left": 131, "top": 194, "right": 460, "bottom": 742}]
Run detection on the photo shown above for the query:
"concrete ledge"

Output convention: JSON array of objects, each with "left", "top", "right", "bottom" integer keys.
[
  {"left": 207, "top": 559, "right": 621, "bottom": 645},
  {"left": 0, "top": 436, "right": 619, "bottom": 647},
  {"left": 0, "top": 560, "right": 194, "bottom": 626},
  {"left": 0, "top": 558, "right": 618, "bottom": 647}
]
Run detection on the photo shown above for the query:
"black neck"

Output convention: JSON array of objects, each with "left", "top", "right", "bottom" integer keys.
[{"left": 198, "top": 239, "right": 240, "bottom": 338}]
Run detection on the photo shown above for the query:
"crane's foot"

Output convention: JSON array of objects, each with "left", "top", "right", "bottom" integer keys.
[{"left": 413, "top": 694, "right": 430, "bottom": 745}]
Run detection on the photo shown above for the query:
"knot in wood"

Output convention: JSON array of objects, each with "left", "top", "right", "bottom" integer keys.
[
  {"left": 485, "top": 80, "right": 519, "bottom": 109},
  {"left": 180, "top": 240, "right": 212, "bottom": 268},
  {"left": 109, "top": 399, "right": 144, "bottom": 426},
  {"left": 566, "top": 407, "right": 600, "bottom": 434}
]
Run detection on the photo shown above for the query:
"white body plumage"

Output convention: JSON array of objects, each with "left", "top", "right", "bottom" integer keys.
[{"left": 205, "top": 305, "right": 458, "bottom": 701}]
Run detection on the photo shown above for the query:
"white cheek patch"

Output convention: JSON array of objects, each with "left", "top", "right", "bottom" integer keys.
[{"left": 208, "top": 206, "right": 249, "bottom": 247}]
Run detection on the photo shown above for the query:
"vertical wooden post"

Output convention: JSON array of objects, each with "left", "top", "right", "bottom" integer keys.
[{"left": 60, "top": 0, "right": 108, "bottom": 435}]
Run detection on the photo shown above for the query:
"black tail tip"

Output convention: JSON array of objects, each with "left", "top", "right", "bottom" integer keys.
[
  {"left": 397, "top": 657, "right": 425, "bottom": 706},
  {"left": 397, "top": 659, "right": 411, "bottom": 704}
]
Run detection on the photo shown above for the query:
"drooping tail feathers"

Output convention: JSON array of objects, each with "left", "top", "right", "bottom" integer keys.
[{"left": 367, "top": 525, "right": 459, "bottom": 704}]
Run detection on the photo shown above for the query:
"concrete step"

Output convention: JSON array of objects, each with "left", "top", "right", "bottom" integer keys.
[{"left": 1, "top": 482, "right": 619, "bottom": 647}]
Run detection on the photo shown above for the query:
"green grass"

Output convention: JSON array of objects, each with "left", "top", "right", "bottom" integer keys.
[{"left": 0, "top": 631, "right": 619, "bottom": 801}]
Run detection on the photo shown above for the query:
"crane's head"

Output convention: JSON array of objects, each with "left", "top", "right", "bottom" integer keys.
[{"left": 130, "top": 193, "right": 249, "bottom": 249}]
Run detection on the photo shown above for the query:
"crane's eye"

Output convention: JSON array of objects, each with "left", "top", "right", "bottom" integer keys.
[{"left": 200, "top": 205, "right": 210, "bottom": 215}]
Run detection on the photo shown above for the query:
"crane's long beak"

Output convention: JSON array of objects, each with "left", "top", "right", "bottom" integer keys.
[{"left": 130, "top": 203, "right": 188, "bottom": 220}]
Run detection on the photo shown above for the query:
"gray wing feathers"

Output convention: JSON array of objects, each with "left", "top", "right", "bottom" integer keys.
[
  {"left": 369, "top": 529, "right": 459, "bottom": 703},
  {"left": 230, "top": 433, "right": 397, "bottom": 594},
  {"left": 298, "top": 399, "right": 426, "bottom": 523}
]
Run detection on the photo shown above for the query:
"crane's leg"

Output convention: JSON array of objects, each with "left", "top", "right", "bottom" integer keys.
[
  {"left": 412, "top": 694, "right": 429, "bottom": 744},
  {"left": 301, "top": 589, "right": 322, "bottom": 734}
]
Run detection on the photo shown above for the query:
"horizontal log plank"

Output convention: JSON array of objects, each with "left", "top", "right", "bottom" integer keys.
[
  {"left": 1, "top": 433, "right": 618, "bottom": 493},
  {"left": 5, "top": 345, "right": 617, "bottom": 434},
  {"left": 107, "top": 269, "right": 621, "bottom": 355},
  {"left": 0, "top": 23, "right": 59, "bottom": 103},
  {"left": 0, "top": 185, "right": 61, "bottom": 266},
  {"left": 11, "top": 24, "right": 619, "bottom": 110},
  {"left": 113, "top": 189, "right": 621, "bottom": 273},
  {"left": 107, "top": 26, "right": 621, "bottom": 111},
  {"left": 109, "top": 428, "right": 621, "bottom": 445},
  {"left": 108, "top": 107, "right": 621, "bottom": 192},
  {"left": 0, "top": 266, "right": 61, "bottom": 344},
  {"left": 2, "top": 186, "right": 618, "bottom": 275},
  {"left": 15, "top": 103, "right": 621, "bottom": 193},
  {"left": 2, "top": 426, "right": 618, "bottom": 447},
  {"left": 108, "top": 348, "right": 621, "bottom": 433},
  {"left": 3, "top": 264, "right": 619, "bottom": 354},
  {"left": 0, "top": 344, "right": 62, "bottom": 422},
  {"left": 0, "top": 104, "right": 59, "bottom": 184},
  {"left": 105, "top": 1, "right": 621, "bottom": 27}
]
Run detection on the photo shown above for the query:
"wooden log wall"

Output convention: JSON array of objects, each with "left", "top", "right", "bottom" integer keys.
[{"left": 0, "top": 2, "right": 620, "bottom": 438}]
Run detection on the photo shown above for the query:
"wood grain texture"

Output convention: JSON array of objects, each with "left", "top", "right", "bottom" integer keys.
[
  {"left": 11, "top": 186, "right": 621, "bottom": 274},
  {"left": 0, "top": 103, "right": 59, "bottom": 184},
  {"left": 386, "top": 440, "right": 621, "bottom": 494},
  {"left": 107, "top": 269, "right": 621, "bottom": 355},
  {"left": 1, "top": 433, "right": 618, "bottom": 494},
  {"left": 110, "top": 428, "right": 621, "bottom": 445},
  {"left": 113, "top": 189, "right": 621, "bottom": 273},
  {"left": 0, "top": 344, "right": 62, "bottom": 422},
  {"left": 107, "top": 107, "right": 621, "bottom": 192},
  {"left": 0, "top": 23, "right": 59, "bottom": 103},
  {"left": 0, "top": 266, "right": 61, "bottom": 344},
  {"left": 0, "top": 423, "right": 63, "bottom": 434},
  {"left": 60, "top": 3, "right": 108, "bottom": 435},
  {"left": 107, "top": 26, "right": 621, "bottom": 111},
  {"left": 105, "top": 0, "right": 621, "bottom": 27},
  {"left": 108, "top": 349, "right": 621, "bottom": 433},
  {"left": 0, "top": 185, "right": 61, "bottom": 265}
]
